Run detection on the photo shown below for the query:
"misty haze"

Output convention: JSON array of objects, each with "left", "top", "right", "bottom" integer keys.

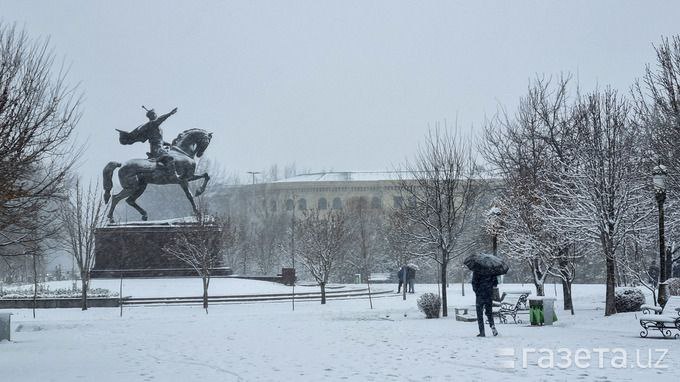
[{"left": 1, "top": 1, "right": 680, "bottom": 382}]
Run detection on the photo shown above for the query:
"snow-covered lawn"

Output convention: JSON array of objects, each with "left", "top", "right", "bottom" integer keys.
[{"left": 1, "top": 281, "right": 678, "bottom": 382}]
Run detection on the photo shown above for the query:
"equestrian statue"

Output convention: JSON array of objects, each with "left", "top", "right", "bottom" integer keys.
[{"left": 103, "top": 106, "right": 212, "bottom": 223}]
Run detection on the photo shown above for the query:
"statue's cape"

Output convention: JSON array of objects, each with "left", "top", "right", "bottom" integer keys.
[{"left": 116, "top": 125, "right": 148, "bottom": 145}]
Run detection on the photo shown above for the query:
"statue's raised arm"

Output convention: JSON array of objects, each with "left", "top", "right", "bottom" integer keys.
[
  {"left": 156, "top": 107, "right": 178, "bottom": 125},
  {"left": 116, "top": 106, "right": 178, "bottom": 148}
]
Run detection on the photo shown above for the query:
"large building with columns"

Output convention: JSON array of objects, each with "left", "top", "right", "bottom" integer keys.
[
  {"left": 209, "top": 171, "right": 414, "bottom": 217},
  {"left": 258, "top": 171, "right": 409, "bottom": 213}
]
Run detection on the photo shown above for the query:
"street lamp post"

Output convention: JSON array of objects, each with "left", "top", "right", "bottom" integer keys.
[
  {"left": 487, "top": 205, "right": 502, "bottom": 301},
  {"left": 653, "top": 162, "right": 669, "bottom": 306},
  {"left": 246, "top": 171, "right": 260, "bottom": 185},
  {"left": 290, "top": 193, "right": 296, "bottom": 311}
]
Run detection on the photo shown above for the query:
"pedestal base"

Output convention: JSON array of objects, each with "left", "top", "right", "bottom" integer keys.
[{"left": 92, "top": 219, "right": 230, "bottom": 278}]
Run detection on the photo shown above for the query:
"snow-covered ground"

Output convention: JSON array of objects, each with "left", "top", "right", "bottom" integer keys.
[{"left": 1, "top": 280, "right": 678, "bottom": 382}]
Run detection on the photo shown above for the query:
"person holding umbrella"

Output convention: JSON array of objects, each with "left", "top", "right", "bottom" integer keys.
[
  {"left": 472, "top": 271, "right": 498, "bottom": 337},
  {"left": 406, "top": 263, "right": 418, "bottom": 293},
  {"left": 464, "top": 253, "right": 509, "bottom": 337}
]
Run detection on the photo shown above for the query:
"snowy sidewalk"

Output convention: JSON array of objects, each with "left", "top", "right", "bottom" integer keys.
[{"left": 1, "top": 283, "right": 678, "bottom": 382}]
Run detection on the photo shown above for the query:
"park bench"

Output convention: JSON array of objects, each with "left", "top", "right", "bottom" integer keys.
[
  {"left": 368, "top": 273, "right": 391, "bottom": 283},
  {"left": 454, "top": 306, "right": 477, "bottom": 322},
  {"left": 639, "top": 296, "right": 680, "bottom": 339},
  {"left": 639, "top": 314, "right": 680, "bottom": 339},
  {"left": 499, "top": 290, "right": 532, "bottom": 310},
  {"left": 641, "top": 295, "right": 680, "bottom": 316},
  {"left": 492, "top": 293, "right": 525, "bottom": 324}
]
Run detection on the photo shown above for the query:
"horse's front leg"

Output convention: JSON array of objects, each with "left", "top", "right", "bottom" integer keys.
[
  {"left": 187, "top": 172, "right": 210, "bottom": 196},
  {"left": 179, "top": 181, "right": 198, "bottom": 215},
  {"left": 108, "top": 189, "right": 132, "bottom": 223}
]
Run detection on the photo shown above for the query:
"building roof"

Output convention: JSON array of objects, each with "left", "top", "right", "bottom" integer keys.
[{"left": 273, "top": 171, "right": 408, "bottom": 183}]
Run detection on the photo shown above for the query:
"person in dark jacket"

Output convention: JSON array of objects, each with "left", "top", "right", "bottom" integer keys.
[
  {"left": 472, "top": 272, "right": 498, "bottom": 337},
  {"left": 407, "top": 266, "right": 416, "bottom": 293},
  {"left": 397, "top": 267, "right": 405, "bottom": 293}
]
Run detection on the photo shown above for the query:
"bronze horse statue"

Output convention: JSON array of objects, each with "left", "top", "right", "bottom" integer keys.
[{"left": 103, "top": 128, "right": 212, "bottom": 223}]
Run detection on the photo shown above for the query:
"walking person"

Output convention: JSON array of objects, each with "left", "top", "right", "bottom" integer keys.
[
  {"left": 472, "top": 271, "right": 498, "bottom": 337},
  {"left": 397, "top": 266, "right": 405, "bottom": 293},
  {"left": 407, "top": 265, "right": 416, "bottom": 293}
]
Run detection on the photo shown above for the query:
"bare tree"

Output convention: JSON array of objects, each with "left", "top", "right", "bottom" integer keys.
[
  {"left": 344, "top": 197, "right": 387, "bottom": 282},
  {"left": 0, "top": 24, "right": 82, "bottom": 262},
  {"left": 396, "top": 126, "right": 482, "bottom": 317},
  {"left": 482, "top": 75, "right": 582, "bottom": 308},
  {"left": 295, "top": 209, "right": 349, "bottom": 304},
  {"left": 383, "top": 210, "right": 416, "bottom": 271},
  {"left": 633, "top": 35, "right": 680, "bottom": 183},
  {"left": 163, "top": 205, "right": 223, "bottom": 313},
  {"left": 342, "top": 197, "right": 388, "bottom": 308},
  {"left": 543, "top": 88, "right": 650, "bottom": 316},
  {"left": 57, "top": 179, "right": 107, "bottom": 310},
  {"left": 218, "top": 213, "right": 241, "bottom": 274},
  {"left": 545, "top": 243, "right": 584, "bottom": 315},
  {"left": 617, "top": 232, "right": 659, "bottom": 305},
  {"left": 250, "top": 195, "right": 287, "bottom": 275},
  {"left": 633, "top": 35, "right": 680, "bottom": 278}
]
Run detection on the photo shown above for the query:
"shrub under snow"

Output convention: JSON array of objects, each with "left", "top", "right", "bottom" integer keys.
[
  {"left": 667, "top": 278, "right": 680, "bottom": 296},
  {"left": 0, "top": 285, "right": 117, "bottom": 299},
  {"left": 417, "top": 293, "right": 441, "bottom": 319},
  {"left": 614, "top": 287, "right": 646, "bottom": 312}
]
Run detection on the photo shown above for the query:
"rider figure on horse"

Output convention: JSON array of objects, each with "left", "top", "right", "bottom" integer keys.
[{"left": 116, "top": 106, "right": 180, "bottom": 179}]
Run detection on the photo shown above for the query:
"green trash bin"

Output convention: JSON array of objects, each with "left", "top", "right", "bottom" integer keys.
[
  {"left": 529, "top": 299, "right": 544, "bottom": 326},
  {"left": 529, "top": 298, "right": 558, "bottom": 326}
]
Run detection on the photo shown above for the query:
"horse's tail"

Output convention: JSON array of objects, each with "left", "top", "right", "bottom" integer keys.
[{"left": 103, "top": 161, "right": 122, "bottom": 203}]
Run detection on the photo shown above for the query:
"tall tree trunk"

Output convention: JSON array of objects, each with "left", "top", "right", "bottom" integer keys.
[
  {"left": 366, "top": 279, "right": 373, "bottom": 309},
  {"left": 320, "top": 282, "right": 326, "bottom": 305},
  {"left": 32, "top": 253, "right": 38, "bottom": 319},
  {"left": 535, "top": 281, "right": 545, "bottom": 297},
  {"left": 531, "top": 259, "right": 545, "bottom": 296},
  {"left": 202, "top": 277, "right": 209, "bottom": 313},
  {"left": 604, "top": 254, "right": 617, "bottom": 316},
  {"left": 562, "top": 278, "right": 574, "bottom": 314},
  {"left": 441, "top": 255, "right": 448, "bottom": 317},
  {"left": 80, "top": 272, "right": 88, "bottom": 311}
]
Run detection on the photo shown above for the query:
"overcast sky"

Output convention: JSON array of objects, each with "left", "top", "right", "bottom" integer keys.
[{"left": 2, "top": 1, "right": 680, "bottom": 183}]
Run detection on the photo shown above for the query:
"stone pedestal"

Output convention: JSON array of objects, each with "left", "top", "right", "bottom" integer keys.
[{"left": 92, "top": 218, "right": 232, "bottom": 278}]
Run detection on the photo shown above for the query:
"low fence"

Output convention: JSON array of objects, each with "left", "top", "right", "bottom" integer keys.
[
  {"left": 0, "top": 297, "right": 120, "bottom": 309},
  {"left": 0, "top": 287, "right": 395, "bottom": 308}
]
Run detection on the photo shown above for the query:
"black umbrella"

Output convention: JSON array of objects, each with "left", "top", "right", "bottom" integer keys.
[{"left": 463, "top": 253, "right": 509, "bottom": 276}]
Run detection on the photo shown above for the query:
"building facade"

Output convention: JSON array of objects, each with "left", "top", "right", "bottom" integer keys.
[{"left": 214, "top": 171, "right": 412, "bottom": 216}]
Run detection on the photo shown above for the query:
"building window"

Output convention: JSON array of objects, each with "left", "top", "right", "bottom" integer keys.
[
  {"left": 318, "top": 198, "right": 328, "bottom": 210},
  {"left": 332, "top": 197, "right": 342, "bottom": 209},
  {"left": 298, "top": 198, "right": 307, "bottom": 210},
  {"left": 393, "top": 196, "right": 403, "bottom": 209},
  {"left": 286, "top": 199, "right": 294, "bottom": 211},
  {"left": 371, "top": 196, "right": 382, "bottom": 209}
]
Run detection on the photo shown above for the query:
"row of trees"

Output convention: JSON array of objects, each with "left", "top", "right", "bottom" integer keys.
[
  {"left": 482, "top": 35, "right": 680, "bottom": 316},
  {"left": 0, "top": 23, "right": 487, "bottom": 316},
  {"left": 7, "top": 19, "right": 679, "bottom": 318},
  {"left": 0, "top": 23, "right": 85, "bottom": 308}
]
